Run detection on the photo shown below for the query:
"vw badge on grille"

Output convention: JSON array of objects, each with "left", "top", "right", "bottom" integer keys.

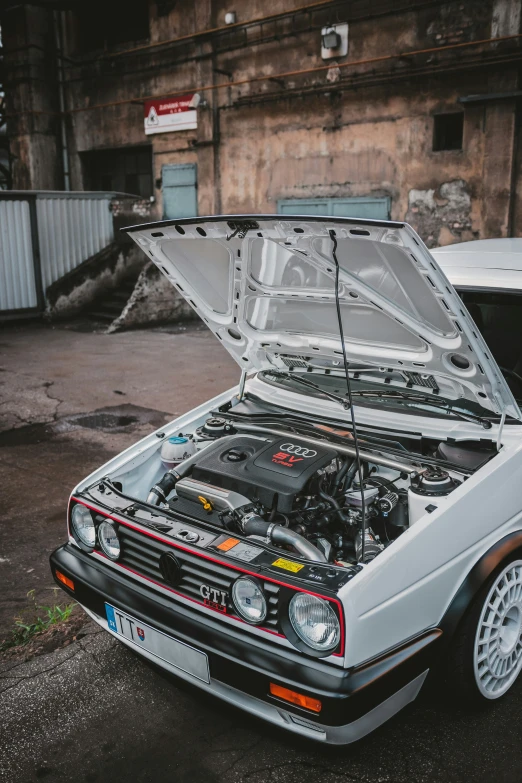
[{"left": 159, "top": 551, "right": 182, "bottom": 587}]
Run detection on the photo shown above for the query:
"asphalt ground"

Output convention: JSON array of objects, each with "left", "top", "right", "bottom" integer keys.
[
  {"left": 2, "top": 322, "right": 522, "bottom": 783},
  {"left": 0, "top": 321, "right": 238, "bottom": 635}
]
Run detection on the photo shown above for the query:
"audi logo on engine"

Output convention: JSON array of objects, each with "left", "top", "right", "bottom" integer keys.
[{"left": 280, "top": 443, "right": 318, "bottom": 458}]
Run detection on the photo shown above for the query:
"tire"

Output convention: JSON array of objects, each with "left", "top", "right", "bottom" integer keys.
[{"left": 446, "top": 558, "right": 522, "bottom": 704}]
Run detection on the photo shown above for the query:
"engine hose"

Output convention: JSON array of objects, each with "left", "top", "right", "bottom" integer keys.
[
  {"left": 318, "top": 489, "right": 347, "bottom": 524},
  {"left": 344, "top": 460, "right": 359, "bottom": 491},
  {"left": 147, "top": 471, "right": 179, "bottom": 506},
  {"left": 241, "top": 514, "right": 327, "bottom": 562},
  {"left": 240, "top": 514, "right": 270, "bottom": 538},
  {"left": 332, "top": 458, "right": 352, "bottom": 496},
  {"left": 366, "top": 476, "right": 399, "bottom": 493}
]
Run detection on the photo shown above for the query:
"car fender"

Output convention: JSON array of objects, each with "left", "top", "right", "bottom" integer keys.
[{"left": 439, "top": 530, "right": 522, "bottom": 649}]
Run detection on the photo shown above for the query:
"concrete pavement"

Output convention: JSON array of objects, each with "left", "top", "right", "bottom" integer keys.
[{"left": 0, "top": 321, "right": 238, "bottom": 636}]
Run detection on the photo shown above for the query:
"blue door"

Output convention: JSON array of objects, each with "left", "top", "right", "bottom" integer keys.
[
  {"left": 162, "top": 164, "right": 197, "bottom": 219},
  {"left": 277, "top": 197, "right": 390, "bottom": 220}
]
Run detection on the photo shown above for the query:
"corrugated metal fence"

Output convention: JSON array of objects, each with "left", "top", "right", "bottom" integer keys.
[
  {"left": 0, "top": 199, "right": 38, "bottom": 311},
  {"left": 0, "top": 191, "right": 115, "bottom": 316}
]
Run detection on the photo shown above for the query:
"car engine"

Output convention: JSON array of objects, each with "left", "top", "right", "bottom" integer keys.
[{"left": 142, "top": 416, "right": 467, "bottom": 565}]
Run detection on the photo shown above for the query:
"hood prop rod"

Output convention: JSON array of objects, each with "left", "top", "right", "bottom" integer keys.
[
  {"left": 237, "top": 368, "right": 247, "bottom": 403},
  {"left": 497, "top": 411, "right": 506, "bottom": 451}
]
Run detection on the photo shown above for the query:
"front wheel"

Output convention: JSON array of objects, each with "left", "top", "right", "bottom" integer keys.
[{"left": 447, "top": 558, "right": 522, "bottom": 703}]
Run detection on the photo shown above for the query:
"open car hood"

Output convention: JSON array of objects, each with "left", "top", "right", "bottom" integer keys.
[{"left": 125, "top": 215, "right": 521, "bottom": 421}]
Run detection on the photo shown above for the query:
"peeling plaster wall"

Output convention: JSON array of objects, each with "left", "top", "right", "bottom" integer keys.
[
  {"left": 406, "top": 180, "right": 475, "bottom": 248},
  {"left": 216, "top": 82, "right": 487, "bottom": 247}
]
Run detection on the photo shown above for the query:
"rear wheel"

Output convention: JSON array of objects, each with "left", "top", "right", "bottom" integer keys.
[{"left": 448, "top": 559, "right": 522, "bottom": 703}]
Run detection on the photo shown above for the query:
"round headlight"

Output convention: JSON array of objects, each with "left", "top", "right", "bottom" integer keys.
[
  {"left": 289, "top": 593, "right": 340, "bottom": 652},
  {"left": 98, "top": 520, "right": 120, "bottom": 560},
  {"left": 232, "top": 577, "right": 267, "bottom": 624},
  {"left": 71, "top": 504, "right": 96, "bottom": 548}
]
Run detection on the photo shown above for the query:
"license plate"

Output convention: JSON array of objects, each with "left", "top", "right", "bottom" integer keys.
[{"left": 105, "top": 603, "right": 210, "bottom": 683}]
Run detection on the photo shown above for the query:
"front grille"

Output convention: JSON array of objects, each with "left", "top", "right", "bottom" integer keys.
[{"left": 117, "top": 525, "right": 280, "bottom": 631}]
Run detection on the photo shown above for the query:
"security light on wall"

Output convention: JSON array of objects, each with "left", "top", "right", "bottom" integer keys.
[
  {"left": 321, "top": 24, "right": 349, "bottom": 60},
  {"left": 322, "top": 28, "right": 340, "bottom": 50},
  {"left": 225, "top": 11, "right": 236, "bottom": 24},
  {"left": 189, "top": 93, "right": 208, "bottom": 109}
]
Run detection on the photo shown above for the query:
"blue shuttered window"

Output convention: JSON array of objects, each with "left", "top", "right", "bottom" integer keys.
[
  {"left": 162, "top": 164, "right": 197, "bottom": 220},
  {"left": 277, "top": 197, "right": 390, "bottom": 220}
]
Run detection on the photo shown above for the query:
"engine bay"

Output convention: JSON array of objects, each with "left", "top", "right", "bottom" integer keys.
[{"left": 85, "top": 400, "right": 496, "bottom": 568}]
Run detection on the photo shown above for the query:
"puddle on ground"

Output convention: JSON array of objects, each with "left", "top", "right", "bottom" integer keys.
[
  {"left": 0, "top": 404, "right": 170, "bottom": 447},
  {"left": 70, "top": 412, "right": 138, "bottom": 430}
]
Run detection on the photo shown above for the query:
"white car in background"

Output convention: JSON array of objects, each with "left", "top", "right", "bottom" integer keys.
[
  {"left": 433, "top": 238, "right": 522, "bottom": 427},
  {"left": 51, "top": 220, "right": 522, "bottom": 744}
]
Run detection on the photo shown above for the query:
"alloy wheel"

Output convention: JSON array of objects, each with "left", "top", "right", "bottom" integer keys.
[{"left": 474, "top": 560, "right": 522, "bottom": 699}]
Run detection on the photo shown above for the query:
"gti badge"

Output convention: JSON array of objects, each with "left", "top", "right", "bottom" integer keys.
[{"left": 200, "top": 584, "right": 228, "bottom": 613}]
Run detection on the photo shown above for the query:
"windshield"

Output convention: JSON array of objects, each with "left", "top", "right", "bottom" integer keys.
[{"left": 458, "top": 290, "right": 522, "bottom": 401}]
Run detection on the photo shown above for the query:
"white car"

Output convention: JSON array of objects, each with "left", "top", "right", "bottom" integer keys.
[{"left": 51, "top": 219, "right": 522, "bottom": 744}]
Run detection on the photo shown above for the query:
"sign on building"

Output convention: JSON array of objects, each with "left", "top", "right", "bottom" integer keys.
[{"left": 144, "top": 95, "right": 197, "bottom": 135}]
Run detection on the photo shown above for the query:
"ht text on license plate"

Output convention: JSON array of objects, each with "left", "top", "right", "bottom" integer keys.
[{"left": 105, "top": 603, "right": 209, "bottom": 683}]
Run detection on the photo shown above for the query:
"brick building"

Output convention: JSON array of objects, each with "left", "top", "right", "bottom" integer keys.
[{"left": 2, "top": 0, "right": 522, "bottom": 246}]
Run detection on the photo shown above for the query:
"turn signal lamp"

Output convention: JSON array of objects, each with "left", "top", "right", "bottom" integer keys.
[
  {"left": 269, "top": 683, "right": 322, "bottom": 713},
  {"left": 55, "top": 570, "right": 75, "bottom": 591}
]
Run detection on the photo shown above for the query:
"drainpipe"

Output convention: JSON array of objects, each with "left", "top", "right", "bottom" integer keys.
[
  {"left": 53, "top": 10, "right": 70, "bottom": 191},
  {"left": 508, "top": 78, "right": 521, "bottom": 238}
]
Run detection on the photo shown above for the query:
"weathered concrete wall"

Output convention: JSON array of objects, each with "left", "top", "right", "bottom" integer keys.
[
  {"left": 108, "top": 261, "right": 196, "bottom": 333},
  {"left": 215, "top": 76, "right": 489, "bottom": 247},
  {"left": 4, "top": 0, "right": 522, "bottom": 250},
  {"left": 45, "top": 239, "right": 195, "bottom": 330},
  {"left": 3, "top": 6, "right": 63, "bottom": 189},
  {"left": 45, "top": 243, "right": 144, "bottom": 319},
  {"left": 406, "top": 180, "right": 473, "bottom": 248}
]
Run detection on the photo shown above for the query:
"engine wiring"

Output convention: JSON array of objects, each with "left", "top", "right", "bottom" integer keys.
[{"left": 329, "top": 229, "right": 367, "bottom": 562}]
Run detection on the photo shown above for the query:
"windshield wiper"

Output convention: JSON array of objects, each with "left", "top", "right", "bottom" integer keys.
[
  {"left": 268, "top": 371, "right": 350, "bottom": 408},
  {"left": 268, "top": 371, "right": 493, "bottom": 429},
  {"left": 350, "top": 389, "right": 493, "bottom": 429}
]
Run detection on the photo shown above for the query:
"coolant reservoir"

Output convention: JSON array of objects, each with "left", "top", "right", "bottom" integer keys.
[
  {"left": 160, "top": 436, "right": 196, "bottom": 469},
  {"left": 408, "top": 467, "right": 461, "bottom": 525}
]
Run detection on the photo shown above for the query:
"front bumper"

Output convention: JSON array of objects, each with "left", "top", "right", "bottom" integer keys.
[{"left": 51, "top": 544, "right": 440, "bottom": 744}]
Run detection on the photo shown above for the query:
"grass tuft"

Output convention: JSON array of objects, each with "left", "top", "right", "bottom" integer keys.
[{"left": 0, "top": 589, "right": 75, "bottom": 652}]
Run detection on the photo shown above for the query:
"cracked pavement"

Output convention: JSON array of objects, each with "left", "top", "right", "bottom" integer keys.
[
  {"left": 2, "top": 322, "right": 522, "bottom": 782},
  {"left": 0, "top": 322, "right": 238, "bottom": 634},
  {"left": 3, "top": 613, "right": 522, "bottom": 783}
]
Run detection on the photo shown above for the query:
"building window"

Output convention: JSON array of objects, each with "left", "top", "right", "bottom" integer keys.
[
  {"left": 82, "top": 146, "right": 153, "bottom": 198},
  {"left": 433, "top": 113, "right": 464, "bottom": 151},
  {"left": 277, "top": 197, "right": 390, "bottom": 220},
  {"left": 75, "top": 0, "right": 149, "bottom": 52}
]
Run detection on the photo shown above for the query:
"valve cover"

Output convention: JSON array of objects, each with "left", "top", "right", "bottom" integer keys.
[{"left": 191, "top": 435, "right": 336, "bottom": 513}]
